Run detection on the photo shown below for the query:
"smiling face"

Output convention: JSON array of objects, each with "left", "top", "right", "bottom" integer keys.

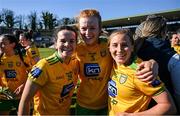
[
  {"left": 79, "top": 16, "right": 100, "bottom": 45},
  {"left": 109, "top": 33, "right": 134, "bottom": 65},
  {"left": 55, "top": 30, "right": 77, "bottom": 59},
  {"left": 56, "top": 30, "right": 77, "bottom": 59},
  {"left": 19, "top": 35, "right": 28, "bottom": 47},
  {"left": 0, "top": 35, "right": 15, "bottom": 56}
]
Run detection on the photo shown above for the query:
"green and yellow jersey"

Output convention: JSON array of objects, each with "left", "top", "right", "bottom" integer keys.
[
  {"left": 0, "top": 54, "right": 29, "bottom": 92},
  {"left": 26, "top": 43, "right": 40, "bottom": 66},
  {"left": 108, "top": 57, "right": 165, "bottom": 115},
  {"left": 28, "top": 51, "right": 79, "bottom": 115},
  {"left": 76, "top": 38, "right": 113, "bottom": 109}
]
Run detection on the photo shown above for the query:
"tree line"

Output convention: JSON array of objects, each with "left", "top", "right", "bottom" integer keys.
[{"left": 0, "top": 8, "right": 76, "bottom": 31}]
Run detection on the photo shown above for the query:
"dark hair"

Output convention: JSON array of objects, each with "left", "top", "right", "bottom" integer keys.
[
  {"left": 20, "top": 32, "right": 32, "bottom": 41},
  {"left": 13, "top": 30, "right": 23, "bottom": 41},
  {"left": 53, "top": 25, "right": 78, "bottom": 42},
  {"left": 0, "top": 34, "right": 29, "bottom": 67}
]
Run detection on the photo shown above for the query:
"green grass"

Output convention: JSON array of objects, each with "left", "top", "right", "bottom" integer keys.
[{"left": 38, "top": 48, "right": 56, "bottom": 58}]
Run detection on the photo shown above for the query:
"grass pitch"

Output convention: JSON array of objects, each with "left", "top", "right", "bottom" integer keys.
[{"left": 38, "top": 48, "right": 56, "bottom": 58}]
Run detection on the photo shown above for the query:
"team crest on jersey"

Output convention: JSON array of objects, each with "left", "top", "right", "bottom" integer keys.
[
  {"left": 84, "top": 63, "right": 101, "bottom": 77},
  {"left": 30, "top": 67, "right": 42, "bottom": 78},
  {"left": 119, "top": 74, "right": 127, "bottom": 84},
  {"left": 7, "top": 62, "right": 13, "bottom": 68},
  {"left": 108, "top": 80, "right": 117, "bottom": 97},
  {"left": 100, "top": 50, "right": 107, "bottom": 57}
]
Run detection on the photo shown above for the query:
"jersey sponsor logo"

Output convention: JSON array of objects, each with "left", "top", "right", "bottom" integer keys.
[
  {"left": 84, "top": 63, "right": 101, "bottom": 77},
  {"left": 4, "top": 70, "right": 17, "bottom": 78},
  {"left": 61, "top": 82, "right": 74, "bottom": 97},
  {"left": 119, "top": 74, "right": 127, "bottom": 84},
  {"left": 108, "top": 80, "right": 117, "bottom": 97},
  {"left": 151, "top": 79, "right": 161, "bottom": 87},
  {"left": 30, "top": 67, "right": 42, "bottom": 78}
]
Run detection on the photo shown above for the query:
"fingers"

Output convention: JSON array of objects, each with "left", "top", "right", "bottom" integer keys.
[
  {"left": 136, "top": 63, "right": 155, "bottom": 83},
  {"left": 136, "top": 60, "right": 158, "bottom": 83},
  {"left": 14, "top": 88, "right": 21, "bottom": 96},
  {"left": 136, "top": 62, "right": 146, "bottom": 71},
  {"left": 136, "top": 64, "right": 151, "bottom": 76},
  {"left": 136, "top": 71, "right": 154, "bottom": 82}
]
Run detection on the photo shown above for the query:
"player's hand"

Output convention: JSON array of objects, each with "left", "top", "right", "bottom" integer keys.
[{"left": 136, "top": 59, "right": 158, "bottom": 83}]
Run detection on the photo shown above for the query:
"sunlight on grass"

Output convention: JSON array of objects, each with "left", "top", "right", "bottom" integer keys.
[{"left": 38, "top": 48, "right": 56, "bottom": 58}]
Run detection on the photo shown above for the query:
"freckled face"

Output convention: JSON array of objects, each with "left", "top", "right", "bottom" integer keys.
[{"left": 79, "top": 16, "right": 100, "bottom": 45}]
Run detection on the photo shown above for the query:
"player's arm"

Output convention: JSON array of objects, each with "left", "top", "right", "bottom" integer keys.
[
  {"left": 18, "top": 80, "right": 40, "bottom": 115},
  {"left": 136, "top": 59, "right": 158, "bottom": 83},
  {"left": 139, "top": 88, "right": 177, "bottom": 115}
]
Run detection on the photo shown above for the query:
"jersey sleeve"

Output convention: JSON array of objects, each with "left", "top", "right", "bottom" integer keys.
[
  {"left": 27, "top": 47, "right": 40, "bottom": 65},
  {"left": 28, "top": 59, "right": 48, "bottom": 86},
  {"left": 134, "top": 76, "right": 165, "bottom": 96}
]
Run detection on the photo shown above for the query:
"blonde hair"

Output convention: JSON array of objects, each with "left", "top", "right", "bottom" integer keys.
[
  {"left": 142, "top": 15, "right": 167, "bottom": 38},
  {"left": 108, "top": 29, "right": 134, "bottom": 46}
]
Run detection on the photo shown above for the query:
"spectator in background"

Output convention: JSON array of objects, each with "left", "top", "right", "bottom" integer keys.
[
  {"left": 75, "top": 9, "right": 159, "bottom": 115},
  {"left": 0, "top": 34, "right": 30, "bottom": 115},
  {"left": 19, "top": 32, "right": 40, "bottom": 66},
  {"left": 108, "top": 29, "right": 176, "bottom": 115},
  {"left": 18, "top": 26, "right": 79, "bottom": 115},
  {"left": 134, "top": 14, "right": 180, "bottom": 113},
  {"left": 171, "top": 29, "right": 180, "bottom": 54}
]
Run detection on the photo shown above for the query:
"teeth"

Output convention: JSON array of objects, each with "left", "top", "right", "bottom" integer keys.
[
  {"left": 116, "top": 54, "right": 125, "bottom": 57},
  {"left": 85, "top": 37, "right": 92, "bottom": 39}
]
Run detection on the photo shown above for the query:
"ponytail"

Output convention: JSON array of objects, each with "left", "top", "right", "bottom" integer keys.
[{"left": 15, "top": 43, "right": 29, "bottom": 67}]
